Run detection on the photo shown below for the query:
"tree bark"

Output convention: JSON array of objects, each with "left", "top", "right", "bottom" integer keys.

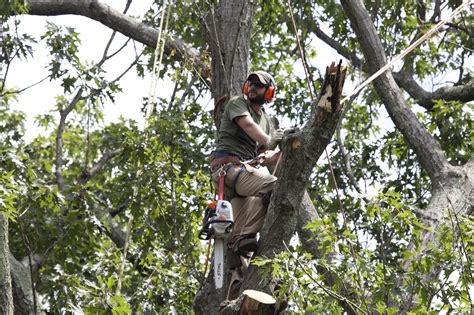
[
  {"left": 10, "top": 254, "right": 35, "bottom": 314},
  {"left": 194, "top": 1, "right": 256, "bottom": 313},
  {"left": 0, "top": 213, "right": 14, "bottom": 314}
]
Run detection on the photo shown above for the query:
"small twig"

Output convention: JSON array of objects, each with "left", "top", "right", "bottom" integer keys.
[
  {"left": 0, "top": 75, "right": 49, "bottom": 97},
  {"left": 111, "top": 49, "right": 145, "bottom": 84}
]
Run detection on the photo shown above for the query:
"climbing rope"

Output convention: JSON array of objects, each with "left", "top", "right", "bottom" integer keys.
[
  {"left": 147, "top": 0, "right": 173, "bottom": 118},
  {"left": 117, "top": 0, "right": 174, "bottom": 297}
]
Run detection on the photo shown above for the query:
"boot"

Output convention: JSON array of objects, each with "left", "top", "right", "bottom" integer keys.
[{"left": 234, "top": 234, "right": 259, "bottom": 256}]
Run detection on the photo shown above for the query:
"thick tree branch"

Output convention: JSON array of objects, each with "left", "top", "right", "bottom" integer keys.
[
  {"left": 340, "top": 0, "right": 452, "bottom": 181},
  {"left": 311, "top": 22, "right": 364, "bottom": 70},
  {"left": 393, "top": 72, "right": 474, "bottom": 110},
  {"left": 341, "top": 1, "right": 474, "bottom": 311},
  {"left": 25, "top": 0, "right": 209, "bottom": 81}
]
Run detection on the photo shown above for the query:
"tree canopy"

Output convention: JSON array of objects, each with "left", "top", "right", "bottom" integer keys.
[{"left": 0, "top": 0, "right": 473, "bottom": 313}]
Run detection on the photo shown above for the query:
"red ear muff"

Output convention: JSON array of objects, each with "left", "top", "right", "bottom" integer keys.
[
  {"left": 264, "top": 86, "right": 275, "bottom": 102},
  {"left": 243, "top": 81, "right": 249, "bottom": 96}
]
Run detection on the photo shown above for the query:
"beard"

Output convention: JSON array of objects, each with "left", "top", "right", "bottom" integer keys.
[{"left": 248, "top": 93, "right": 266, "bottom": 105}]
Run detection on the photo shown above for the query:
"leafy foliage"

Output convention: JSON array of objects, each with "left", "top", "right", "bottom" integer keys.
[{"left": 0, "top": 0, "right": 472, "bottom": 313}]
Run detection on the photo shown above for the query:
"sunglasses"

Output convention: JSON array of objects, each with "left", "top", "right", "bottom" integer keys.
[{"left": 248, "top": 80, "right": 267, "bottom": 89}]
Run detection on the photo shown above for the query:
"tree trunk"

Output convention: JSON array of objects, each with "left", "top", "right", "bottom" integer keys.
[
  {"left": 242, "top": 63, "right": 346, "bottom": 292},
  {"left": 194, "top": 1, "right": 256, "bottom": 313},
  {"left": 0, "top": 213, "right": 14, "bottom": 314},
  {"left": 10, "top": 254, "right": 36, "bottom": 314}
]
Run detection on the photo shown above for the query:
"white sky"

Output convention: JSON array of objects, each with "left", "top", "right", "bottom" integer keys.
[{"left": 5, "top": 0, "right": 167, "bottom": 141}]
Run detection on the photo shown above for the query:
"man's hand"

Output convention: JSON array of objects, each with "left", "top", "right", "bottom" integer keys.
[
  {"left": 266, "top": 129, "right": 284, "bottom": 150},
  {"left": 258, "top": 150, "right": 281, "bottom": 167}
]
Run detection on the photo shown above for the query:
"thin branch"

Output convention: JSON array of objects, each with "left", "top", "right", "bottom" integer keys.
[
  {"left": 0, "top": 75, "right": 49, "bottom": 97},
  {"left": 170, "top": 76, "right": 197, "bottom": 111},
  {"left": 77, "top": 148, "right": 122, "bottom": 185},
  {"left": 0, "top": 48, "right": 20, "bottom": 95},
  {"left": 445, "top": 22, "right": 469, "bottom": 34},
  {"left": 111, "top": 49, "right": 145, "bottom": 84},
  {"left": 55, "top": 88, "right": 85, "bottom": 191}
]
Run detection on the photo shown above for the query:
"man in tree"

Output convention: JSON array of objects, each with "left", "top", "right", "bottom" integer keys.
[{"left": 210, "top": 70, "right": 284, "bottom": 299}]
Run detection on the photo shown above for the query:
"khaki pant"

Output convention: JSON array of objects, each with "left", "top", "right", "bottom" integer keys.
[{"left": 211, "top": 164, "right": 277, "bottom": 238}]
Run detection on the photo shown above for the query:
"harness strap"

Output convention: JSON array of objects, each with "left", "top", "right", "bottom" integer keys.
[
  {"left": 218, "top": 173, "right": 225, "bottom": 200},
  {"left": 211, "top": 155, "right": 241, "bottom": 168},
  {"left": 230, "top": 166, "right": 245, "bottom": 198}
]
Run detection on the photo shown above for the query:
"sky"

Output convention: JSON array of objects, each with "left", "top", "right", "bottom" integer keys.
[{"left": 4, "top": 0, "right": 168, "bottom": 141}]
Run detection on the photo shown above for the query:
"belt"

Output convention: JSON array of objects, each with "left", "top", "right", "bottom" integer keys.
[{"left": 210, "top": 155, "right": 241, "bottom": 168}]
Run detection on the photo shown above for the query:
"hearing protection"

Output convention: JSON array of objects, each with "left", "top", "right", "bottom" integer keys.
[{"left": 243, "top": 80, "right": 276, "bottom": 102}]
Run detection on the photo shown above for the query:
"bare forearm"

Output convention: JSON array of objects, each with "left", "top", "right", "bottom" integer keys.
[{"left": 235, "top": 116, "right": 270, "bottom": 145}]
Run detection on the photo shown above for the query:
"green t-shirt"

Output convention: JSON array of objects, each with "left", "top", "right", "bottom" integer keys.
[{"left": 216, "top": 95, "right": 271, "bottom": 160}]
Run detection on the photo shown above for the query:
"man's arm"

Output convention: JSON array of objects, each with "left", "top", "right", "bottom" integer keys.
[{"left": 234, "top": 115, "right": 271, "bottom": 146}]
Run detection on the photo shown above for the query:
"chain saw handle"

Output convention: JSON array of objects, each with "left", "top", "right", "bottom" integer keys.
[{"left": 198, "top": 200, "right": 234, "bottom": 240}]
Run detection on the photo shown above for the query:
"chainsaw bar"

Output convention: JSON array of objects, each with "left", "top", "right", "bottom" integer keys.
[{"left": 214, "top": 238, "right": 225, "bottom": 289}]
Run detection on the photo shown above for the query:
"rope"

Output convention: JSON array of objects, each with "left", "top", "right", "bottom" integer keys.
[
  {"left": 146, "top": 0, "right": 173, "bottom": 118},
  {"left": 341, "top": 0, "right": 472, "bottom": 103},
  {"left": 117, "top": 0, "right": 174, "bottom": 296},
  {"left": 287, "top": 0, "right": 314, "bottom": 100}
]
